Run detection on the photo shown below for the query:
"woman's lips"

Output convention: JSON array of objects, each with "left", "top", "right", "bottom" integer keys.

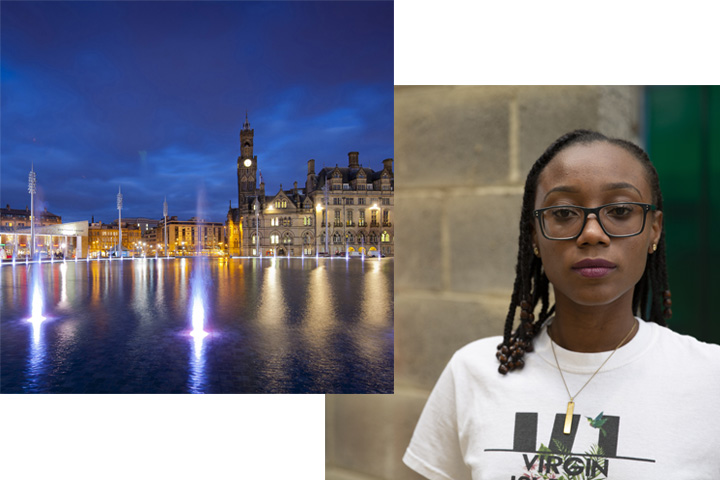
[{"left": 572, "top": 259, "right": 617, "bottom": 278}]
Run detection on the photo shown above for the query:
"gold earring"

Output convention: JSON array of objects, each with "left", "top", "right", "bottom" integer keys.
[
  {"left": 652, "top": 244, "right": 657, "bottom": 252},
  {"left": 533, "top": 246, "right": 540, "bottom": 256}
]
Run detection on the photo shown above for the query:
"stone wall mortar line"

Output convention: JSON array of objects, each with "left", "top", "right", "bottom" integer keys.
[
  {"left": 400, "top": 185, "right": 524, "bottom": 198},
  {"left": 398, "top": 289, "right": 513, "bottom": 304},
  {"left": 508, "top": 96, "right": 521, "bottom": 184}
]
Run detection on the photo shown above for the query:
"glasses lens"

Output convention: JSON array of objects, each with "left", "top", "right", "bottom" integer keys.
[
  {"left": 599, "top": 203, "right": 645, "bottom": 236},
  {"left": 540, "top": 207, "right": 584, "bottom": 239},
  {"left": 540, "top": 204, "right": 645, "bottom": 239}
]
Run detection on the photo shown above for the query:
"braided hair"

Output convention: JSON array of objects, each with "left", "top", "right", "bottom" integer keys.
[{"left": 496, "top": 130, "right": 671, "bottom": 375}]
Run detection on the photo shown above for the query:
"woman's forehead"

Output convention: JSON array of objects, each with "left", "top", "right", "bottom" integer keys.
[{"left": 536, "top": 142, "right": 652, "bottom": 200}]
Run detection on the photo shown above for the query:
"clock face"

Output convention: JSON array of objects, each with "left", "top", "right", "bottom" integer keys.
[{"left": 244, "top": 159, "right": 252, "bottom": 167}]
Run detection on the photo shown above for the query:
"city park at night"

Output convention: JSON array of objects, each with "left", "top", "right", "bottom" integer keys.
[{"left": 0, "top": 1, "right": 393, "bottom": 395}]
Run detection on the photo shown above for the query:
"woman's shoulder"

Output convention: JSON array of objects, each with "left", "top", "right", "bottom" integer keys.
[
  {"left": 447, "top": 335, "right": 505, "bottom": 373},
  {"left": 647, "top": 320, "right": 720, "bottom": 364}
]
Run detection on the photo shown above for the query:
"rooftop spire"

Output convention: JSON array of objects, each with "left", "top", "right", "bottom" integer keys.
[{"left": 243, "top": 111, "right": 250, "bottom": 131}]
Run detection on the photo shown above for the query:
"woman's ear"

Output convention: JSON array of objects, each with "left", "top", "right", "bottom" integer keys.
[{"left": 650, "top": 210, "right": 663, "bottom": 253}]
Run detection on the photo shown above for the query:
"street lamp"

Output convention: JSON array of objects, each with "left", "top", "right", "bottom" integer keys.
[
  {"left": 315, "top": 203, "right": 323, "bottom": 256},
  {"left": 163, "top": 197, "right": 168, "bottom": 258},
  {"left": 371, "top": 204, "right": 381, "bottom": 261},
  {"left": 256, "top": 201, "right": 260, "bottom": 258},
  {"left": 117, "top": 186, "right": 123, "bottom": 258},
  {"left": 28, "top": 164, "right": 37, "bottom": 260}
]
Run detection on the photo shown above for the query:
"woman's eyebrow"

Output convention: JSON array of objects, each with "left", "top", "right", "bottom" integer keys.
[
  {"left": 543, "top": 182, "right": 642, "bottom": 201},
  {"left": 603, "top": 182, "right": 643, "bottom": 197},
  {"left": 543, "top": 185, "right": 578, "bottom": 201}
]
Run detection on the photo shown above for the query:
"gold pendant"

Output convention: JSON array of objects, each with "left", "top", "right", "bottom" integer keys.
[{"left": 563, "top": 401, "right": 575, "bottom": 434}]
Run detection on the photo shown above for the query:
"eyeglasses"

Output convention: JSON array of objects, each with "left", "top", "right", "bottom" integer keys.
[{"left": 533, "top": 202, "right": 657, "bottom": 240}]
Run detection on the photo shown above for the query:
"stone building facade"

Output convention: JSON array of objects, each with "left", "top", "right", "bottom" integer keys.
[
  {"left": 326, "top": 86, "right": 643, "bottom": 480},
  {"left": 227, "top": 116, "right": 394, "bottom": 257}
]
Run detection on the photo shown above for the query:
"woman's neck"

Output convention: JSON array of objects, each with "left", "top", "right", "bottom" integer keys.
[{"left": 549, "top": 296, "right": 638, "bottom": 353}]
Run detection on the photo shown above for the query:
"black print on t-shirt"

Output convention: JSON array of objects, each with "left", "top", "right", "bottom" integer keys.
[{"left": 484, "top": 412, "right": 655, "bottom": 479}]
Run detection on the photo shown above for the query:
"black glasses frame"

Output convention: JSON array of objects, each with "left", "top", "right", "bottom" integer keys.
[{"left": 533, "top": 202, "right": 658, "bottom": 240}]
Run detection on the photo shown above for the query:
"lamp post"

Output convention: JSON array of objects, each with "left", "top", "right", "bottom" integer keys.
[
  {"left": 28, "top": 164, "right": 37, "bottom": 260},
  {"left": 255, "top": 202, "right": 259, "bottom": 257},
  {"left": 117, "top": 186, "right": 123, "bottom": 258},
  {"left": 315, "top": 203, "right": 322, "bottom": 256},
  {"left": 371, "top": 204, "right": 381, "bottom": 261},
  {"left": 163, "top": 197, "right": 168, "bottom": 258}
]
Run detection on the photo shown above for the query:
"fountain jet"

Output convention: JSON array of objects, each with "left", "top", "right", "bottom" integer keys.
[{"left": 28, "top": 267, "right": 46, "bottom": 342}]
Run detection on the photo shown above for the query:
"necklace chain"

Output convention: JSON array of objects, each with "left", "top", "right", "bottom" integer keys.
[{"left": 549, "top": 319, "right": 637, "bottom": 434}]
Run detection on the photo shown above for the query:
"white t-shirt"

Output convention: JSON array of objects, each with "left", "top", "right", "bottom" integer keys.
[{"left": 404, "top": 319, "right": 720, "bottom": 479}]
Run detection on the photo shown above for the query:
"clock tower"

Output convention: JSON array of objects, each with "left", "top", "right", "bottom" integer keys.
[{"left": 237, "top": 113, "right": 258, "bottom": 207}]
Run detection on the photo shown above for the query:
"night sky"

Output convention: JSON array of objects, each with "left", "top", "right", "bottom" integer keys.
[{"left": 0, "top": 1, "right": 393, "bottom": 224}]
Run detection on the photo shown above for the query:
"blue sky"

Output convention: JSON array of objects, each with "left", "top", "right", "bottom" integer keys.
[{"left": 0, "top": 1, "right": 393, "bottom": 223}]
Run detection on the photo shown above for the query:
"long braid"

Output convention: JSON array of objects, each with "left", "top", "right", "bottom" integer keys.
[{"left": 496, "top": 130, "right": 672, "bottom": 374}]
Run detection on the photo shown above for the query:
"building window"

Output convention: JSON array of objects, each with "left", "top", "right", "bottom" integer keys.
[
  {"left": 271, "top": 217, "right": 279, "bottom": 227},
  {"left": 275, "top": 199, "right": 287, "bottom": 209},
  {"left": 334, "top": 210, "right": 342, "bottom": 227},
  {"left": 358, "top": 232, "right": 365, "bottom": 244},
  {"left": 303, "top": 216, "right": 312, "bottom": 226},
  {"left": 333, "top": 232, "right": 342, "bottom": 244},
  {"left": 382, "top": 198, "right": 390, "bottom": 205},
  {"left": 333, "top": 198, "right": 341, "bottom": 205},
  {"left": 271, "top": 234, "right": 279, "bottom": 245},
  {"left": 381, "top": 231, "right": 391, "bottom": 243},
  {"left": 283, "top": 232, "right": 293, "bottom": 244},
  {"left": 371, "top": 210, "right": 378, "bottom": 226},
  {"left": 347, "top": 232, "right": 354, "bottom": 244},
  {"left": 346, "top": 210, "right": 353, "bottom": 226},
  {"left": 358, "top": 198, "right": 366, "bottom": 205},
  {"left": 345, "top": 198, "right": 354, "bottom": 205},
  {"left": 383, "top": 210, "right": 389, "bottom": 225},
  {"left": 359, "top": 211, "right": 366, "bottom": 226}
]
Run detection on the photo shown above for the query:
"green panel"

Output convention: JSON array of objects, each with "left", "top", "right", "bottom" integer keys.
[{"left": 646, "top": 86, "right": 720, "bottom": 344}]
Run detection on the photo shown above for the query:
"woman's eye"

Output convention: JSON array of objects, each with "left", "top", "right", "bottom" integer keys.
[
  {"left": 551, "top": 208, "right": 578, "bottom": 219},
  {"left": 606, "top": 205, "right": 633, "bottom": 217}
]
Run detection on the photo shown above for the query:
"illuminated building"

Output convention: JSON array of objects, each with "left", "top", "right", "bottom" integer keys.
[
  {"left": 226, "top": 115, "right": 394, "bottom": 257},
  {"left": 0, "top": 204, "right": 63, "bottom": 258},
  {"left": 88, "top": 222, "right": 141, "bottom": 257},
  {"left": 158, "top": 216, "right": 224, "bottom": 256}
]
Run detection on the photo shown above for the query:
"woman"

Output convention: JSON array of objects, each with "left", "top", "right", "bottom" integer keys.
[{"left": 403, "top": 130, "right": 720, "bottom": 479}]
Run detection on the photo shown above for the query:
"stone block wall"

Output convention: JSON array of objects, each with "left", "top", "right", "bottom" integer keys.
[{"left": 326, "top": 86, "right": 642, "bottom": 480}]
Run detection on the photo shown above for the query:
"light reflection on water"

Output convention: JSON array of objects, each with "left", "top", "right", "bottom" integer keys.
[{"left": 1, "top": 258, "right": 393, "bottom": 393}]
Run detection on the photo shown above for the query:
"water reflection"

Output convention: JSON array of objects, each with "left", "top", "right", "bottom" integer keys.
[
  {"left": 1, "top": 258, "right": 394, "bottom": 393},
  {"left": 26, "top": 264, "right": 47, "bottom": 391},
  {"left": 188, "top": 258, "right": 209, "bottom": 393},
  {"left": 299, "top": 264, "right": 337, "bottom": 390}
]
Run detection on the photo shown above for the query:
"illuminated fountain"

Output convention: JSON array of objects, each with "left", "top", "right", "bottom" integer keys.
[
  {"left": 188, "top": 264, "right": 209, "bottom": 393},
  {"left": 28, "top": 266, "right": 46, "bottom": 342},
  {"left": 187, "top": 190, "right": 210, "bottom": 393}
]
